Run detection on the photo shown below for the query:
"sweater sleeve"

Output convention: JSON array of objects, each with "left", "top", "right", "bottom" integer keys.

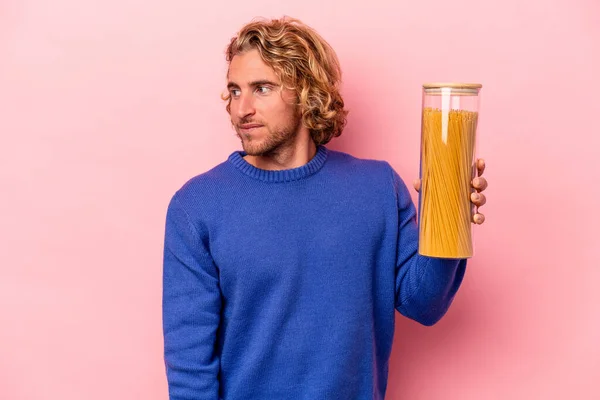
[
  {"left": 162, "top": 193, "right": 221, "bottom": 399},
  {"left": 388, "top": 165, "right": 467, "bottom": 326}
]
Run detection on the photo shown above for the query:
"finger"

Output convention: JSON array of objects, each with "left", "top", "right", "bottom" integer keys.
[
  {"left": 473, "top": 213, "right": 485, "bottom": 224},
  {"left": 477, "top": 158, "right": 485, "bottom": 176},
  {"left": 470, "top": 192, "right": 487, "bottom": 207},
  {"left": 472, "top": 177, "right": 488, "bottom": 191},
  {"left": 413, "top": 179, "right": 421, "bottom": 192}
]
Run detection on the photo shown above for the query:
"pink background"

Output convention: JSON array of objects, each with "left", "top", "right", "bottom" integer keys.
[{"left": 1, "top": 0, "right": 599, "bottom": 399}]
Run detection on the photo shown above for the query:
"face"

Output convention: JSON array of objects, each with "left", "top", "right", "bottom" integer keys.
[{"left": 227, "top": 49, "right": 303, "bottom": 156}]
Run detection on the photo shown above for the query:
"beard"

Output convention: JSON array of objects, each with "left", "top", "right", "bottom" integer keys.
[{"left": 234, "top": 114, "right": 303, "bottom": 157}]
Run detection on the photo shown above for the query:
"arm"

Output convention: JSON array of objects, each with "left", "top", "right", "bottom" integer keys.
[
  {"left": 162, "top": 193, "right": 221, "bottom": 399},
  {"left": 389, "top": 166, "right": 467, "bottom": 326}
]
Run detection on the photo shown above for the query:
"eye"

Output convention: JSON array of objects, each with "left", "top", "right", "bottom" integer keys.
[
  {"left": 256, "top": 86, "right": 271, "bottom": 94},
  {"left": 229, "top": 88, "right": 241, "bottom": 98}
]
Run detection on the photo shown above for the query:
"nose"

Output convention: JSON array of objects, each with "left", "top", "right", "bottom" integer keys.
[{"left": 235, "top": 92, "right": 256, "bottom": 120}]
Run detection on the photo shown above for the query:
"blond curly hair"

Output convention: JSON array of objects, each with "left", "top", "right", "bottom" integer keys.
[{"left": 222, "top": 17, "right": 348, "bottom": 146}]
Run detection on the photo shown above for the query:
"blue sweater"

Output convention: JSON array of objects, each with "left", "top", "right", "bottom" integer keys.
[{"left": 162, "top": 146, "right": 466, "bottom": 399}]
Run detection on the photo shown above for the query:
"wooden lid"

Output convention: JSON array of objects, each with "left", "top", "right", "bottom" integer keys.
[
  {"left": 423, "top": 83, "right": 482, "bottom": 96},
  {"left": 423, "top": 83, "right": 482, "bottom": 89}
]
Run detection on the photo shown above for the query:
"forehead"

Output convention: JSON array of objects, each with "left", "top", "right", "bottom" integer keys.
[{"left": 227, "top": 49, "right": 280, "bottom": 84}]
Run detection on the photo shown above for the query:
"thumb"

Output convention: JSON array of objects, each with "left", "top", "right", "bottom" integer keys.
[{"left": 413, "top": 179, "right": 421, "bottom": 192}]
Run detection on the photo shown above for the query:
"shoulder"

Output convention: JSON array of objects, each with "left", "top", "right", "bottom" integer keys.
[
  {"left": 325, "top": 148, "right": 411, "bottom": 199},
  {"left": 179, "top": 161, "right": 229, "bottom": 194},
  {"left": 166, "top": 159, "right": 232, "bottom": 215},
  {"left": 325, "top": 148, "right": 395, "bottom": 178}
]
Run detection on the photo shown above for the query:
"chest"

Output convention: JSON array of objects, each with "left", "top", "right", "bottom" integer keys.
[{"left": 207, "top": 185, "right": 393, "bottom": 299}]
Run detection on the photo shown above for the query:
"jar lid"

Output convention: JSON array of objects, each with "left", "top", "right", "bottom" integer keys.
[
  {"left": 423, "top": 82, "right": 482, "bottom": 95},
  {"left": 423, "top": 82, "right": 482, "bottom": 89}
]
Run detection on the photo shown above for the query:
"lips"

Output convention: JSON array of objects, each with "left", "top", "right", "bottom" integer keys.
[{"left": 238, "top": 124, "right": 263, "bottom": 135}]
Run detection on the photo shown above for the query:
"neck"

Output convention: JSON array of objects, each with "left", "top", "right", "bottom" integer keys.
[{"left": 245, "top": 139, "right": 318, "bottom": 171}]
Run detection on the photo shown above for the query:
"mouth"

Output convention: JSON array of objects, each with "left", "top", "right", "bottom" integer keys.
[{"left": 238, "top": 124, "right": 263, "bottom": 134}]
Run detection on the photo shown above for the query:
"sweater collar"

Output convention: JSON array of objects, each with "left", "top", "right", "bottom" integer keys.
[{"left": 228, "top": 145, "right": 328, "bottom": 183}]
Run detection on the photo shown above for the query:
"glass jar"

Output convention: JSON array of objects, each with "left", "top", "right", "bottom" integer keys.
[{"left": 418, "top": 83, "right": 482, "bottom": 258}]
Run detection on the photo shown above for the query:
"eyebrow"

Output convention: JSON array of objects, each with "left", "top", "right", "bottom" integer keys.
[{"left": 227, "top": 80, "right": 280, "bottom": 90}]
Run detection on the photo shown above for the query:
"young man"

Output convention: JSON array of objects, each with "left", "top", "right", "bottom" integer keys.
[{"left": 162, "top": 17, "right": 488, "bottom": 400}]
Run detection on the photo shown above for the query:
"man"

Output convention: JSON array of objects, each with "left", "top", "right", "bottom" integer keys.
[{"left": 162, "top": 17, "right": 488, "bottom": 400}]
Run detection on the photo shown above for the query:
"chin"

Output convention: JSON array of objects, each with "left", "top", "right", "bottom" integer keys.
[
  {"left": 239, "top": 129, "right": 294, "bottom": 156},
  {"left": 240, "top": 140, "right": 266, "bottom": 156}
]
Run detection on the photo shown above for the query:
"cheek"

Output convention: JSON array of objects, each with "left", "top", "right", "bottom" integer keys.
[
  {"left": 228, "top": 103, "right": 243, "bottom": 123},
  {"left": 268, "top": 99, "right": 296, "bottom": 118}
]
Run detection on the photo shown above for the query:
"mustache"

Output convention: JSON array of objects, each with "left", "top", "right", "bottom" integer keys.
[{"left": 233, "top": 118, "right": 264, "bottom": 127}]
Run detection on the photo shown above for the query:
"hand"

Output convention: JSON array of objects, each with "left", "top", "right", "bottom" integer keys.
[{"left": 412, "top": 158, "right": 488, "bottom": 224}]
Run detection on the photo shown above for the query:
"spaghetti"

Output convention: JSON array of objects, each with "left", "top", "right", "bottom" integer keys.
[{"left": 418, "top": 107, "right": 478, "bottom": 258}]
